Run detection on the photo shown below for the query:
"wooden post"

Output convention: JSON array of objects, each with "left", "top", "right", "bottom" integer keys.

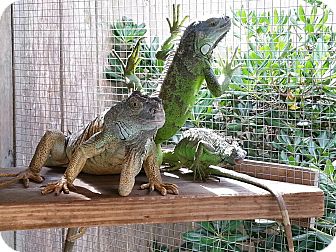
[{"left": 0, "top": 6, "right": 14, "bottom": 167}]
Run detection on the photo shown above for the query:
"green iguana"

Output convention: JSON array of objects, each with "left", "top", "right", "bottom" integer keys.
[
  {"left": 0, "top": 91, "right": 178, "bottom": 197},
  {"left": 162, "top": 128, "right": 247, "bottom": 181},
  {"left": 153, "top": 15, "right": 233, "bottom": 145},
  {"left": 112, "top": 38, "right": 144, "bottom": 91},
  {"left": 162, "top": 128, "right": 294, "bottom": 252}
]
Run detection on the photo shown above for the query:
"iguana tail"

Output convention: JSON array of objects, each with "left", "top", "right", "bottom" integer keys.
[
  {"left": 0, "top": 172, "right": 24, "bottom": 189},
  {"left": 63, "top": 227, "right": 87, "bottom": 252},
  {"left": 208, "top": 165, "right": 294, "bottom": 252}
]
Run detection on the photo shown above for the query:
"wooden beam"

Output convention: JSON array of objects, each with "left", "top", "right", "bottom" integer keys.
[
  {"left": 0, "top": 166, "right": 324, "bottom": 231},
  {"left": 0, "top": 6, "right": 14, "bottom": 167}
]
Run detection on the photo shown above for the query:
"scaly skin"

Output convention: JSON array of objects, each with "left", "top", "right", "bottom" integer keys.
[
  {"left": 0, "top": 91, "right": 178, "bottom": 196},
  {"left": 162, "top": 128, "right": 247, "bottom": 181}
]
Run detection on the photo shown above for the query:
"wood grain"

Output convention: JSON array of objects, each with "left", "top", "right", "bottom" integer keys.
[
  {"left": 0, "top": 166, "right": 324, "bottom": 231},
  {"left": 0, "top": 6, "right": 14, "bottom": 167}
]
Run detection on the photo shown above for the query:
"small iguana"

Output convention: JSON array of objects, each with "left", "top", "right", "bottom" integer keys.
[
  {"left": 112, "top": 38, "right": 144, "bottom": 91},
  {"left": 0, "top": 91, "right": 178, "bottom": 197},
  {"left": 162, "top": 128, "right": 294, "bottom": 252},
  {"left": 162, "top": 128, "right": 247, "bottom": 181}
]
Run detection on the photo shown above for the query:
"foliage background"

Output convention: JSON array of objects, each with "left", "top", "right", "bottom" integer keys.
[{"left": 105, "top": 0, "right": 336, "bottom": 251}]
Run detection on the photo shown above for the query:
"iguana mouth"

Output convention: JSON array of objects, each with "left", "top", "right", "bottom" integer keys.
[{"left": 234, "top": 158, "right": 244, "bottom": 165}]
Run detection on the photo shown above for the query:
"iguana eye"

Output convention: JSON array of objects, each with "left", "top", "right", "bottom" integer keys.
[
  {"left": 210, "top": 21, "right": 217, "bottom": 26},
  {"left": 129, "top": 97, "right": 143, "bottom": 110}
]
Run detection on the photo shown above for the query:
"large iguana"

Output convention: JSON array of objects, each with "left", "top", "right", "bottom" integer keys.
[
  {"left": 162, "top": 128, "right": 294, "bottom": 252},
  {"left": 0, "top": 91, "right": 178, "bottom": 197}
]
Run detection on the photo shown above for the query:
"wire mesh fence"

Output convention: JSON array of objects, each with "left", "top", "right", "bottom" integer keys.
[{"left": 1, "top": 0, "right": 335, "bottom": 251}]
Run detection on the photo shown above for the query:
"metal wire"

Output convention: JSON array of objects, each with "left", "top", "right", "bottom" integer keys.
[{"left": 2, "top": 0, "right": 334, "bottom": 251}]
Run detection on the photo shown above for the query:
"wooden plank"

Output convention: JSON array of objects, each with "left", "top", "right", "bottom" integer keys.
[
  {"left": 0, "top": 6, "right": 14, "bottom": 167},
  {"left": 0, "top": 166, "right": 324, "bottom": 231}
]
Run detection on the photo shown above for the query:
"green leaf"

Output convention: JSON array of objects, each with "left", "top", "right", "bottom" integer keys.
[
  {"left": 318, "top": 8, "right": 329, "bottom": 26},
  {"left": 315, "top": 230, "right": 334, "bottom": 244},
  {"left": 298, "top": 6, "right": 306, "bottom": 22},
  {"left": 305, "top": 23, "right": 314, "bottom": 33},
  {"left": 310, "top": 6, "right": 317, "bottom": 24},
  {"left": 307, "top": 138, "right": 317, "bottom": 159},
  {"left": 280, "top": 151, "right": 289, "bottom": 162},
  {"left": 288, "top": 156, "right": 298, "bottom": 166},
  {"left": 317, "top": 131, "right": 329, "bottom": 149},
  {"left": 324, "top": 159, "right": 334, "bottom": 178},
  {"left": 257, "top": 54, "right": 271, "bottom": 71},
  {"left": 273, "top": 9, "right": 279, "bottom": 24},
  {"left": 182, "top": 230, "right": 204, "bottom": 242},
  {"left": 241, "top": 10, "right": 247, "bottom": 24},
  {"left": 223, "top": 234, "right": 250, "bottom": 243},
  {"left": 227, "top": 220, "right": 243, "bottom": 233},
  {"left": 199, "top": 221, "right": 216, "bottom": 234}
]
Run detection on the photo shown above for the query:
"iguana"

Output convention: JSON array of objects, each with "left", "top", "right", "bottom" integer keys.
[
  {"left": 162, "top": 128, "right": 247, "bottom": 181},
  {"left": 162, "top": 128, "right": 294, "bottom": 252},
  {"left": 112, "top": 37, "right": 144, "bottom": 91},
  {"left": 151, "top": 14, "right": 234, "bottom": 149},
  {"left": 0, "top": 91, "right": 178, "bottom": 197}
]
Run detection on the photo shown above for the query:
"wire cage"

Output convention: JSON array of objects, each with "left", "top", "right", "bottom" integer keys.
[{"left": 0, "top": 0, "right": 335, "bottom": 251}]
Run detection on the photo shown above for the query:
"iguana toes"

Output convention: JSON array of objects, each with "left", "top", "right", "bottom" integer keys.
[
  {"left": 162, "top": 128, "right": 247, "bottom": 181},
  {"left": 155, "top": 4, "right": 189, "bottom": 61},
  {"left": 0, "top": 91, "right": 178, "bottom": 197},
  {"left": 162, "top": 128, "right": 294, "bottom": 252}
]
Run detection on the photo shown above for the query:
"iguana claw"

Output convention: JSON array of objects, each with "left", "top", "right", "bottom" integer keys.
[
  {"left": 218, "top": 47, "right": 242, "bottom": 92},
  {"left": 190, "top": 162, "right": 208, "bottom": 182},
  {"left": 0, "top": 169, "right": 44, "bottom": 189},
  {"left": 41, "top": 176, "right": 76, "bottom": 196},
  {"left": 140, "top": 181, "right": 179, "bottom": 195},
  {"left": 156, "top": 4, "right": 189, "bottom": 60},
  {"left": 167, "top": 4, "right": 189, "bottom": 36}
]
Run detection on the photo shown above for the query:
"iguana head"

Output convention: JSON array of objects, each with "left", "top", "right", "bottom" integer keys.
[
  {"left": 221, "top": 141, "right": 247, "bottom": 165},
  {"left": 181, "top": 16, "right": 231, "bottom": 57},
  {"left": 106, "top": 91, "right": 165, "bottom": 140}
]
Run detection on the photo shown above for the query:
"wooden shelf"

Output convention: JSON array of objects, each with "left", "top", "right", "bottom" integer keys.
[{"left": 0, "top": 164, "right": 324, "bottom": 231}]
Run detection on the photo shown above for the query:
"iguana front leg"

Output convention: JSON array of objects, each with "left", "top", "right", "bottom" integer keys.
[
  {"left": 118, "top": 147, "right": 145, "bottom": 196},
  {"left": 41, "top": 131, "right": 112, "bottom": 195},
  {"left": 156, "top": 4, "right": 189, "bottom": 60},
  {"left": 0, "top": 130, "right": 66, "bottom": 188},
  {"left": 141, "top": 143, "right": 179, "bottom": 195},
  {"left": 204, "top": 47, "right": 241, "bottom": 97},
  {"left": 190, "top": 141, "right": 216, "bottom": 181}
]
